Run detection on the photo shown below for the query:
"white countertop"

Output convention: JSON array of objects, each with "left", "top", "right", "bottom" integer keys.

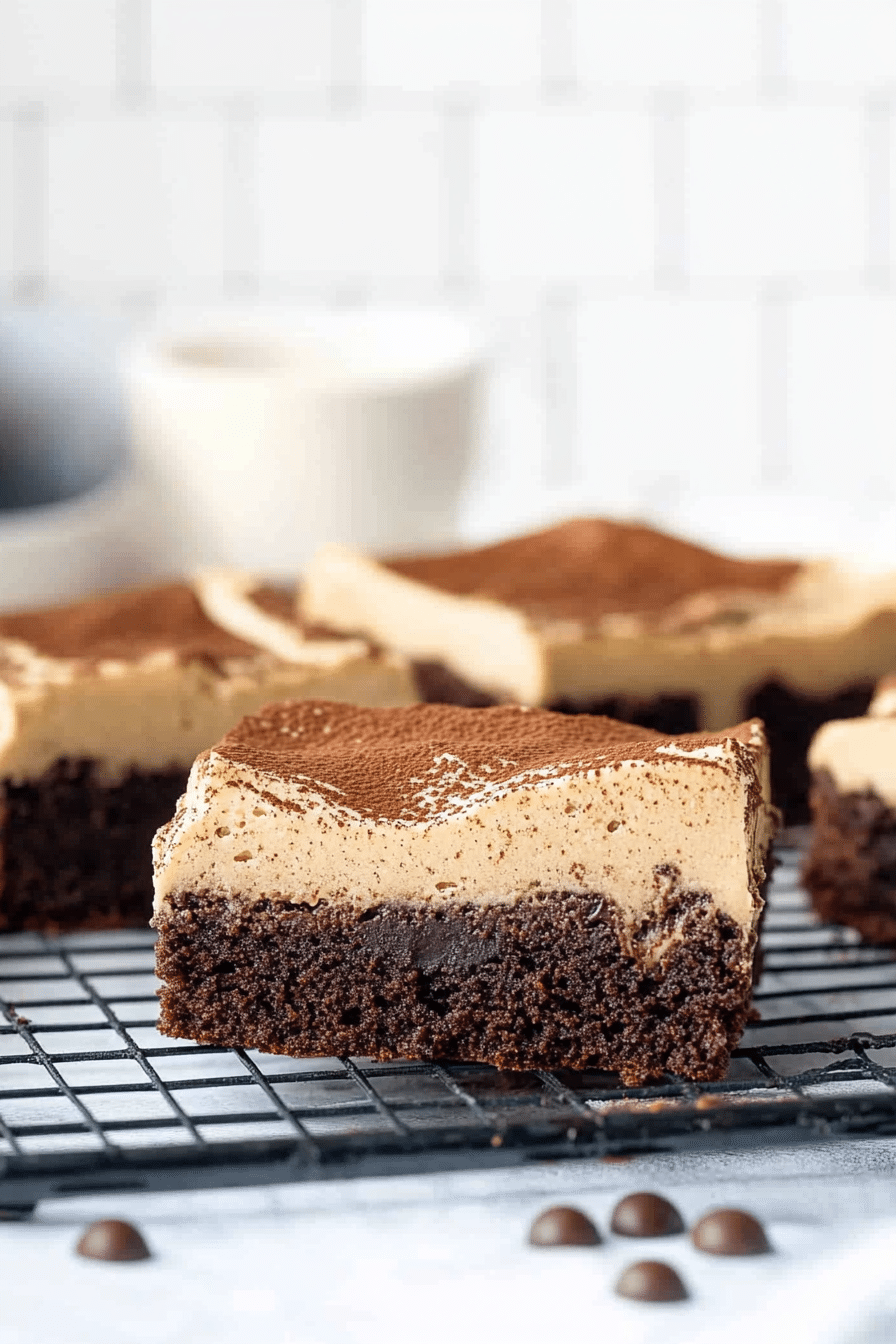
[{"left": 6, "top": 1136, "right": 896, "bottom": 1344}]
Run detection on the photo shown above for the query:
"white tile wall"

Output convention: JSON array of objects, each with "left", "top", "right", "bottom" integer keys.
[
  {"left": 688, "top": 104, "right": 869, "bottom": 280},
  {"left": 577, "top": 297, "right": 761, "bottom": 495},
  {"left": 2, "top": 0, "right": 896, "bottom": 525},
  {"left": 45, "top": 112, "right": 227, "bottom": 296},
  {"left": 257, "top": 110, "right": 443, "bottom": 287},
  {"left": 475, "top": 107, "right": 654, "bottom": 283},
  {"left": 0, "top": 0, "right": 118, "bottom": 100},
  {"left": 0, "top": 117, "right": 15, "bottom": 285},
  {"left": 783, "top": 0, "right": 896, "bottom": 90},
  {"left": 149, "top": 0, "right": 332, "bottom": 98},
  {"left": 363, "top": 0, "right": 543, "bottom": 94},
  {"left": 574, "top": 0, "right": 760, "bottom": 92},
  {"left": 788, "top": 296, "right": 896, "bottom": 493}
]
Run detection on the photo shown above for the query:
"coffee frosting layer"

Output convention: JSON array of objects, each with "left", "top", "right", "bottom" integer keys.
[
  {"left": 810, "top": 670, "right": 896, "bottom": 803},
  {"left": 387, "top": 517, "right": 801, "bottom": 625},
  {"left": 153, "top": 702, "right": 776, "bottom": 949},
  {"left": 192, "top": 568, "right": 371, "bottom": 668},
  {"left": 0, "top": 582, "right": 254, "bottom": 664},
  {"left": 0, "top": 580, "right": 416, "bottom": 782},
  {"left": 870, "top": 673, "right": 896, "bottom": 718},
  {"left": 301, "top": 521, "right": 896, "bottom": 721},
  {"left": 809, "top": 717, "right": 896, "bottom": 807}
]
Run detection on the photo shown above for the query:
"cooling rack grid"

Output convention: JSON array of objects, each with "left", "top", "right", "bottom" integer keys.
[{"left": 3, "top": 841, "right": 896, "bottom": 1216}]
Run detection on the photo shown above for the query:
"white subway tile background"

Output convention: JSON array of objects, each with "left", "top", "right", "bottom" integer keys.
[{"left": 2, "top": 0, "right": 896, "bottom": 528}]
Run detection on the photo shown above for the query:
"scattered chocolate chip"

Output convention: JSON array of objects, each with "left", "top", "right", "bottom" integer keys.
[
  {"left": 610, "top": 1192, "right": 684, "bottom": 1238},
  {"left": 528, "top": 1205, "right": 600, "bottom": 1247},
  {"left": 75, "top": 1219, "right": 151, "bottom": 1262},
  {"left": 691, "top": 1208, "right": 770, "bottom": 1256},
  {"left": 615, "top": 1260, "right": 688, "bottom": 1303}
]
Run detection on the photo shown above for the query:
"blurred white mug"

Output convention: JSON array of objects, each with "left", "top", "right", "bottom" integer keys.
[{"left": 125, "top": 306, "right": 485, "bottom": 576}]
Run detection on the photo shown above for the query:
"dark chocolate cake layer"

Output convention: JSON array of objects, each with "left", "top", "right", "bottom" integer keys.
[
  {"left": 746, "top": 679, "right": 875, "bottom": 825},
  {"left": 412, "top": 660, "right": 497, "bottom": 709},
  {"left": 549, "top": 694, "right": 701, "bottom": 736},
  {"left": 154, "top": 886, "right": 756, "bottom": 1086},
  {"left": 804, "top": 769, "right": 896, "bottom": 944},
  {"left": 0, "top": 760, "right": 186, "bottom": 932},
  {"left": 414, "top": 659, "right": 702, "bottom": 735}
]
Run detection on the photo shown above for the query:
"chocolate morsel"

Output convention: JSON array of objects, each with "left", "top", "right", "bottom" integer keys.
[
  {"left": 610, "top": 1192, "right": 685, "bottom": 1238},
  {"left": 528, "top": 1205, "right": 600, "bottom": 1247},
  {"left": 615, "top": 1260, "right": 688, "bottom": 1303},
  {"left": 75, "top": 1219, "right": 151, "bottom": 1262},
  {"left": 691, "top": 1208, "right": 770, "bottom": 1256}
]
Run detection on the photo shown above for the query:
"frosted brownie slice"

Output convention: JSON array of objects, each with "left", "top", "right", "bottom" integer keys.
[
  {"left": 0, "top": 578, "right": 414, "bottom": 931},
  {"left": 804, "top": 674, "right": 896, "bottom": 942},
  {"left": 153, "top": 702, "right": 777, "bottom": 1084},
  {"left": 302, "top": 518, "right": 896, "bottom": 821}
]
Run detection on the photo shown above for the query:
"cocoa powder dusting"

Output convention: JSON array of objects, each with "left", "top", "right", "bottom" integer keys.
[
  {"left": 216, "top": 700, "right": 758, "bottom": 823},
  {"left": 386, "top": 518, "right": 801, "bottom": 624},
  {"left": 247, "top": 585, "right": 297, "bottom": 624},
  {"left": 0, "top": 583, "right": 256, "bottom": 663},
  {"left": 248, "top": 585, "right": 353, "bottom": 643}
]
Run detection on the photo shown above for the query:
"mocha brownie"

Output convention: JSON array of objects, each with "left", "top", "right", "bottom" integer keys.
[
  {"left": 804, "top": 674, "right": 896, "bottom": 942},
  {"left": 0, "top": 577, "right": 414, "bottom": 932},
  {"left": 152, "top": 702, "right": 777, "bottom": 1085},
  {"left": 301, "top": 518, "right": 896, "bottom": 821}
]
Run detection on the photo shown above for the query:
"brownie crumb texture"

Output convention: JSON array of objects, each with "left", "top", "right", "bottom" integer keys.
[
  {"left": 745, "top": 679, "right": 875, "bottom": 824},
  {"left": 0, "top": 760, "right": 186, "bottom": 932},
  {"left": 413, "top": 659, "right": 497, "bottom": 708},
  {"left": 154, "top": 886, "right": 756, "bottom": 1087},
  {"left": 550, "top": 694, "right": 700, "bottom": 737},
  {"left": 804, "top": 769, "right": 896, "bottom": 943}
]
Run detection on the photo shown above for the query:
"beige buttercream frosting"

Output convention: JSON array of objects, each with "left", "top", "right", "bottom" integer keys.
[
  {"left": 192, "top": 567, "right": 372, "bottom": 668},
  {"left": 152, "top": 702, "right": 776, "bottom": 962},
  {"left": 301, "top": 527, "right": 896, "bottom": 725},
  {"left": 870, "top": 673, "right": 896, "bottom": 718},
  {"left": 809, "top": 716, "right": 896, "bottom": 807},
  {"left": 0, "top": 580, "right": 416, "bottom": 783}
]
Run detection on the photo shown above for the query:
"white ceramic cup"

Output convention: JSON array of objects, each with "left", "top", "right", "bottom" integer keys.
[{"left": 125, "top": 307, "right": 485, "bottom": 575}]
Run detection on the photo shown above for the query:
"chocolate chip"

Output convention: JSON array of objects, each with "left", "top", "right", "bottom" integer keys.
[
  {"left": 75, "top": 1219, "right": 151, "bottom": 1262},
  {"left": 615, "top": 1260, "right": 688, "bottom": 1302},
  {"left": 610, "top": 1192, "right": 684, "bottom": 1238},
  {"left": 528, "top": 1205, "right": 600, "bottom": 1247},
  {"left": 691, "top": 1208, "right": 770, "bottom": 1256}
]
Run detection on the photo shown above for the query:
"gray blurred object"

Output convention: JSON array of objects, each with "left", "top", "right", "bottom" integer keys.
[{"left": 0, "top": 307, "right": 148, "bottom": 612}]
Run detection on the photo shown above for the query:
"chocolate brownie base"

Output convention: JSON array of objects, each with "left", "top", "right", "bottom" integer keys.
[
  {"left": 745, "top": 680, "right": 875, "bottom": 825},
  {"left": 154, "top": 886, "right": 757, "bottom": 1086},
  {"left": 803, "top": 769, "right": 896, "bottom": 944},
  {"left": 413, "top": 660, "right": 497, "bottom": 709},
  {"left": 0, "top": 760, "right": 186, "bottom": 932},
  {"left": 414, "top": 661, "right": 701, "bottom": 733},
  {"left": 550, "top": 695, "right": 700, "bottom": 736}
]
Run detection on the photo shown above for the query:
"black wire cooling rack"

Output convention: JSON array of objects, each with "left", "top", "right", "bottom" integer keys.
[{"left": 3, "top": 839, "right": 896, "bottom": 1216}]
